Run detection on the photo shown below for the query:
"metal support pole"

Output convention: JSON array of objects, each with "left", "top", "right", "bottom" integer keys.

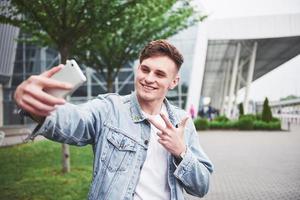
[
  {"left": 86, "top": 67, "right": 92, "bottom": 100},
  {"left": 22, "top": 34, "right": 26, "bottom": 81},
  {"left": 218, "top": 73, "right": 226, "bottom": 110},
  {"left": 233, "top": 61, "right": 243, "bottom": 118},
  {"left": 210, "top": 95, "right": 216, "bottom": 110},
  {"left": 118, "top": 70, "right": 134, "bottom": 92},
  {"left": 185, "top": 23, "right": 208, "bottom": 111},
  {"left": 40, "top": 47, "right": 47, "bottom": 73},
  {"left": 226, "top": 43, "right": 241, "bottom": 118},
  {"left": 0, "top": 84, "right": 3, "bottom": 126},
  {"left": 218, "top": 62, "right": 227, "bottom": 110},
  {"left": 221, "top": 61, "right": 232, "bottom": 115},
  {"left": 115, "top": 75, "right": 119, "bottom": 93},
  {"left": 178, "top": 79, "right": 182, "bottom": 108},
  {"left": 244, "top": 42, "right": 257, "bottom": 114}
]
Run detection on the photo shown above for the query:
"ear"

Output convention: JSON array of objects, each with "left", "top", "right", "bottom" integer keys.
[{"left": 168, "top": 74, "right": 180, "bottom": 90}]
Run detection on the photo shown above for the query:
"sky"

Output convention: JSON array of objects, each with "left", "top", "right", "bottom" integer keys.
[
  {"left": 238, "top": 55, "right": 300, "bottom": 102},
  {"left": 199, "top": 0, "right": 300, "bottom": 19},
  {"left": 199, "top": 0, "right": 300, "bottom": 102}
]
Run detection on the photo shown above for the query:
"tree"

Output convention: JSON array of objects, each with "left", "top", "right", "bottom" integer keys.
[
  {"left": 74, "top": 0, "right": 205, "bottom": 92},
  {"left": 0, "top": 0, "right": 138, "bottom": 173},
  {"left": 238, "top": 102, "right": 244, "bottom": 116},
  {"left": 0, "top": 0, "right": 204, "bottom": 172},
  {"left": 0, "top": 0, "right": 137, "bottom": 62},
  {"left": 262, "top": 97, "right": 272, "bottom": 122}
]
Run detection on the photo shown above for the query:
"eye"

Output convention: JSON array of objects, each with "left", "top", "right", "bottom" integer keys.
[
  {"left": 141, "top": 66, "right": 150, "bottom": 73},
  {"left": 156, "top": 72, "right": 166, "bottom": 78}
]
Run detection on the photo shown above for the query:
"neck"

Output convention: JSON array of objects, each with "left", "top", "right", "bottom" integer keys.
[{"left": 137, "top": 97, "right": 164, "bottom": 115}]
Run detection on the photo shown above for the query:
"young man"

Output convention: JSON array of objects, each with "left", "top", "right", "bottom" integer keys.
[{"left": 14, "top": 40, "right": 213, "bottom": 200}]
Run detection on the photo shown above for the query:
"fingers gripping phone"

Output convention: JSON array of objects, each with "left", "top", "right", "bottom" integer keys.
[{"left": 46, "top": 59, "right": 87, "bottom": 98}]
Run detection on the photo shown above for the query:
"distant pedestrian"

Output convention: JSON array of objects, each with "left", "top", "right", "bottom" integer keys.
[{"left": 189, "top": 104, "right": 196, "bottom": 119}]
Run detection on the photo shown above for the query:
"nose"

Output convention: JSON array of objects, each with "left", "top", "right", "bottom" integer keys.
[{"left": 144, "top": 72, "right": 155, "bottom": 83}]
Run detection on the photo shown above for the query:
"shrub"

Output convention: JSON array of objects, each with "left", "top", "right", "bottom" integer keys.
[
  {"left": 214, "top": 115, "right": 229, "bottom": 122},
  {"left": 262, "top": 97, "right": 273, "bottom": 122},
  {"left": 271, "top": 117, "right": 280, "bottom": 122},
  {"left": 239, "top": 114, "right": 256, "bottom": 120},
  {"left": 256, "top": 113, "right": 279, "bottom": 122},
  {"left": 237, "top": 117, "right": 254, "bottom": 130},
  {"left": 253, "top": 120, "right": 268, "bottom": 130},
  {"left": 224, "top": 121, "right": 239, "bottom": 129},
  {"left": 209, "top": 120, "right": 238, "bottom": 129},
  {"left": 194, "top": 118, "right": 209, "bottom": 130},
  {"left": 209, "top": 121, "right": 225, "bottom": 129},
  {"left": 195, "top": 116, "right": 281, "bottom": 131},
  {"left": 253, "top": 120, "right": 281, "bottom": 130},
  {"left": 256, "top": 113, "right": 262, "bottom": 121},
  {"left": 269, "top": 121, "right": 281, "bottom": 130},
  {"left": 238, "top": 103, "right": 244, "bottom": 116}
]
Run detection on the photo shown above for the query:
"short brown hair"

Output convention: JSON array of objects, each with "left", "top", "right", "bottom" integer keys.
[{"left": 139, "top": 40, "right": 184, "bottom": 70}]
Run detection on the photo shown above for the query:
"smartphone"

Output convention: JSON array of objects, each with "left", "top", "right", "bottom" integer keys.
[{"left": 46, "top": 59, "right": 87, "bottom": 98}]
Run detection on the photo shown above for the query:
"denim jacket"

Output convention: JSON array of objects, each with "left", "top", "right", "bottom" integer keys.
[{"left": 29, "top": 92, "right": 214, "bottom": 200}]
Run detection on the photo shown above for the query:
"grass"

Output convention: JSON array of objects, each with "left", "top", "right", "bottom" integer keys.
[{"left": 0, "top": 140, "right": 93, "bottom": 200}]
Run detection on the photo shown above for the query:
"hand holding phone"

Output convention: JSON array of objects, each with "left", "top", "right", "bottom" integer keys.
[{"left": 45, "top": 59, "right": 87, "bottom": 98}]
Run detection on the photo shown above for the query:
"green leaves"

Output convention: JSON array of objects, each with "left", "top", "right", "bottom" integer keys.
[
  {"left": 0, "top": 0, "right": 205, "bottom": 91},
  {"left": 75, "top": 0, "right": 204, "bottom": 91},
  {"left": 262, "top": 97, "right": 273, "bottom": 122}
]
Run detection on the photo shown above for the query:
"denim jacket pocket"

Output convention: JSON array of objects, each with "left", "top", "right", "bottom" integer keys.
[{"left": 101, "top": 125, "right": 137, "bottom": 172}]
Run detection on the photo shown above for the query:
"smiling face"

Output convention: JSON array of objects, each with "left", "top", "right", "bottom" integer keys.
[{"left": 135, "top": 56, "right": 179, "bottom": 106}]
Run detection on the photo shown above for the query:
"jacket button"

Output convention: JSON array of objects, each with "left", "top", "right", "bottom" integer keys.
[{"left": 144, "top": 140, "right": 149, "bottom": 145}]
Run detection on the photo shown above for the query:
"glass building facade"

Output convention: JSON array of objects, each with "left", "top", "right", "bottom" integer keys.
[{"left": 1, "top": 24, "right": 197, "bottom": 125}]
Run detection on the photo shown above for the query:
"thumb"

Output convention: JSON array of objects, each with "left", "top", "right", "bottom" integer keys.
[
  {"left": 41, "top": 64, "right": 64, "bottom": 78},
  {"left": 179, "top": 116, "right": 189, "bottom": 129},
  {"left": 178, "top": 117, "right": 189, "bottom": 139},
  {"left": 178, "top": 116, "right": 189, "bottom": 138}
]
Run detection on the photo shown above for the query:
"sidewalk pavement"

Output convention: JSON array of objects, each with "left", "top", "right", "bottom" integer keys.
[
  {"left": 0, "top": 124, "right": 44, "bottom": 147},
  {"left": 1, "top": 124, "right": 300, "bottom": 199},
  {"left": 185, "top": 125, "right": 300, "bottom": 200}
]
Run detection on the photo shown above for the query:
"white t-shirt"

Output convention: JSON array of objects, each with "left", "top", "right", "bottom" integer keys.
[{"left": 134, "top": 104, "right": 170, "bottom": 200}]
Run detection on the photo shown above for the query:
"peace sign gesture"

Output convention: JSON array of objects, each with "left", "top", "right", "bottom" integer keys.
[{"left": 147, "top": 113, "right": 189, "bottom": 157}]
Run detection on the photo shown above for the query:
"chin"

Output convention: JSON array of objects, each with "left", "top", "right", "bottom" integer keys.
[{"left": 139, "top": 91, "right": 155, "bottom": 101}]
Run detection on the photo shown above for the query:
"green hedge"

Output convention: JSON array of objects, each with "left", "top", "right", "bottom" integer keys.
[
  {"left": 208, "top": 121, "right": 238, "bottom": 129},
  {"left": 214, "top": 115, "right": 229, "bottom": 122},
  {"left": 194, "top": 117, "right": 281, "bottom": 131},
  {"left": 253, "top": 113, "right": 280, "bottom": 122},
  {"left": 194, "top": 118, "right": 209, "bottom": 130},
  {"left": 239, "top": 114, "right": 257, "bottom": 120},
  {"left": 253, "top": 120, "right": 281, "bottom": 130},
  {"left": 237, "top": 117, "right": 254, "bottom": 130}
]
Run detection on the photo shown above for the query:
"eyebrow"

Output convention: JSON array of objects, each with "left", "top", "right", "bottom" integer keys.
[
  {"left": 140, "top": 64, "right": 167, "bottom": 76},
  {"left": 156, "top": 70, "right": 167, "bottom": 76}
]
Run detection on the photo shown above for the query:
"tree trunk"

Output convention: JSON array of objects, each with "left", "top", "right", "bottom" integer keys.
[
  {"left": 107, "top": 73, "right": 114, "bottom": 93},
  {"left": 61, "top": 143, "right": 70, "bottom": 173},
  {"left": 59, "top": 45, "right": 71, "bottom": 174},
  {"left": 0, "top": 84, "right": 3, "bottom": 127},
  {"left": 59, "top": 45, "right": 69, "bottom": 65}
]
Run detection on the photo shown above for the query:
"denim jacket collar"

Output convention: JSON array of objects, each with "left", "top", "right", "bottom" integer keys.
[{"left": 129, "top": 92, "right": 181, "bottom": 126}]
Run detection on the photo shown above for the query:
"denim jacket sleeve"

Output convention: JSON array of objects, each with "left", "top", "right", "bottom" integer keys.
[
  {"left": 173, "top": 118, "right": 214, "bottom": 197},
  {"left": 29, "top": 95, "right": 110, "bottom": 146}
]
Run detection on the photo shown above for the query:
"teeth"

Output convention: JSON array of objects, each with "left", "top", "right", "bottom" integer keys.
[{"left": 143, "top": 85, "right": 155, "bottom": 90}]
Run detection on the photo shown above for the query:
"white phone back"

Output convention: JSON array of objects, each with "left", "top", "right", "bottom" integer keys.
[{"left": 46, "top": 59, "right": 86, "bottom": 98}]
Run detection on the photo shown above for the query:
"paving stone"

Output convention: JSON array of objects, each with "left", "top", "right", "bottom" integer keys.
[{"left": 185, "top": 125, "right": 300, "bottom": 200}]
